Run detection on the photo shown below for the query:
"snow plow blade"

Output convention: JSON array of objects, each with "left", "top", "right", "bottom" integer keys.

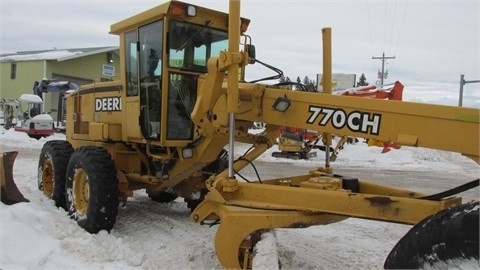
[{"left": 0, "top": 151, "right": 29, "bottom": 205}]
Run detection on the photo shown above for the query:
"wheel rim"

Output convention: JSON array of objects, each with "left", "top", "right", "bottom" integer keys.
[
  {"left": 41, "top": 159, "right": 54, "bottom": 197},
  {"left": 73, "top": 168, "right": 89, "bottom": 216}
]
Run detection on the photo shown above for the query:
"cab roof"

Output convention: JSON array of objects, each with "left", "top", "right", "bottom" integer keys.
[{"left": 110, "top": 0, "right": 249, "bottom": 35}]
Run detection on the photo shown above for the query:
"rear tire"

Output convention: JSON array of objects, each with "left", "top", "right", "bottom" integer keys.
[
  {"left": 65, "top": 146, "right": 118, "bottom": 233},
  {"left": 384, "top": 202, "right": 479, "bottom": 269},
  {"left": 38, "top": 140, "right": 73, "bottom": 209}
]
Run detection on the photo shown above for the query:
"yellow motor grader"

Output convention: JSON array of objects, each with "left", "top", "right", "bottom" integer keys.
[{"left": 1, "top": 0, "right": 477, "bottom": 268}]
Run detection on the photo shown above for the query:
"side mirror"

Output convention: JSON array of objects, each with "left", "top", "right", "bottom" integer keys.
[{"left": 245, "top": 44, "right": 256, "bottom": 64}]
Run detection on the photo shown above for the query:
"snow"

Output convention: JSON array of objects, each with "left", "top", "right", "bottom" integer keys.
[
  {"left": 0, "top": 126, "right": 479, "bottom": 269},
  {"left": 32, "top": 114, "right": 54, "bottom": 121},
  {"left": 0, "top": 50, "right": 83, "bottom": 62},
  {"left": 19, "top": 94, "right": 43, "bottom": 104},
  {"left": 0, "top": 128, "right": 62, "bottom": 146},
  {"left": 253, "top": 231, "right": 279, "bottom": 270}
]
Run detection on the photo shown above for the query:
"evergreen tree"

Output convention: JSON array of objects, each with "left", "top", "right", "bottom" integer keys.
[
  {"left": 357, "top": 73, "right": 369, "bottom": 86},
  {"left": 279, "top": 75, "right": 316, "bottom": 91},
  {"left": 302, "top": 76, "right": 317, "bottom": 92},
  {"left": 296, "top": 76, "right": 302, "bottom": 90},
  {"left": 278, "top": 75, "right": 293, "bottom": 89}
]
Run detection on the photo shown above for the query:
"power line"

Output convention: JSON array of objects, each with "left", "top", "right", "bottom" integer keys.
[
  {"left": 388, "top": 0, "right": 398, "bottom": 56},
  {"left": 383, "top": 1, "right": 388, "bottom": 52},
  {"left": 391, "top": 0, "right": 409, "bottom": 71}
]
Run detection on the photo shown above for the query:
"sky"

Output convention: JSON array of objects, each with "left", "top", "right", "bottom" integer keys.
[{"left": 1, "top": 0, "right": 479, "bottom": 107}]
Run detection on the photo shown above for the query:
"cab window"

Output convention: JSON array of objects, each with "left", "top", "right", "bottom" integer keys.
[{"left": 168, "top": 20, "right": 228, "bottom": 73}]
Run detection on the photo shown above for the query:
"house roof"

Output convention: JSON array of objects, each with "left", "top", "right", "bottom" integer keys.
[{"left": 0, "top": 46, "right": 119, "bottom": 62}]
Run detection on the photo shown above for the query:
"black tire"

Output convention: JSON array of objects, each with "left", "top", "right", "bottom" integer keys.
[
  {"left": 384, "top": 202, "right": 479, "bottom": 269},
  {"left": 185, "top": 192, "right": 207, "bottom": 212},
  {"left": 146, "top": 188, "right": 178, "bottom": 203},
  {"left": 38, "top": 140, "right": 73, "bottom": 209},
  {"left": 65, "top": 146, "right": 118, "bottom": 233}
]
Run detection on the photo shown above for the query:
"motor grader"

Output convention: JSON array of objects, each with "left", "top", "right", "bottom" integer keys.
[{"left": 2, "top": 0, "right": 474, "bottom": 268}]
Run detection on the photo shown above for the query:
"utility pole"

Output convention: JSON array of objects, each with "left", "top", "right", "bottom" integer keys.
[
  {"left": 372, "top": 52, "right": 395, "bottom": 86},
  {"left": 458, "top": 74, "right": 480, "bottom": 107}
]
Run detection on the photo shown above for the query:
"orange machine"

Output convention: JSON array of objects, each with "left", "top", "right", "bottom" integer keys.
[{"left": 337, "top": 81, "right": 404, "bottom": 100}]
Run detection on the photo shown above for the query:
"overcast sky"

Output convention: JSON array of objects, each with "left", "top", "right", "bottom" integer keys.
[{"left": 1, "top": 0, "right": 479, "bottom": 107}]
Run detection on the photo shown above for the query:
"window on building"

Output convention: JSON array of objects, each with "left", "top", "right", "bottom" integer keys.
[{"left": 10, "top": 62, "right": 17, "bottom": 79}]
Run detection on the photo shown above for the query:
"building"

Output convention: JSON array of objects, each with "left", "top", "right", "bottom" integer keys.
[
  {"left": 0, "top": 46, "right": 120, "bottom": 122},
  {"left": 317, "top": 73, "right": 357, "bottom": 92}
]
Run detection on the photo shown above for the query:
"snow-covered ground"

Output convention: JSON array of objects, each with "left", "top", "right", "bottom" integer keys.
[{"left": 0, "top": 126, "right": 478, "bottom": 269}]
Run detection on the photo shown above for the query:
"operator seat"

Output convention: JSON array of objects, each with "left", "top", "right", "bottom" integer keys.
[{"left": 30, "top": 107, "right": 39, "bottom": 117}]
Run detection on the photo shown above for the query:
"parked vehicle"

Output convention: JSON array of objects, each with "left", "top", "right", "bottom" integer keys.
[{"left": 0, "top": 94, "right": 55, "bottom": 139}]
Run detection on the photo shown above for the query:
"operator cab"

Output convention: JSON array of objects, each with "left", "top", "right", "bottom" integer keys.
[{"left": 112, "top": 1, "right": 249, "bottom": 147}]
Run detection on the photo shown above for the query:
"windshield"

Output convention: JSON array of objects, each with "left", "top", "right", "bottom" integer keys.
[{"left": 168, "top": 20, "right": 228, "bottom": 73}]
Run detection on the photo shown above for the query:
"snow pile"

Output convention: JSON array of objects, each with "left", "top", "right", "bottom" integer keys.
[
  {"left": 253, "top": 231, "right": 279, "bottom": 270},
  {"left": 237, "top": 134, "right": 474, "bottom": 172},
  {"left": 0, "top": 127, "right": 65, "bottom": 149},
  {"left": 0, "top": 201, "right": 141, "bottom": 269}
]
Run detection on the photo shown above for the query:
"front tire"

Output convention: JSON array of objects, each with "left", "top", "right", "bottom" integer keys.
[
  {"left": 65, "top": 146, "right": 118, "bottom": 233},
  {"left": 384, "top": 202, "right": 479, "bottom": 269},
  {"left": 38, "top": 140, "right": 73, "bottom": 209}
]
